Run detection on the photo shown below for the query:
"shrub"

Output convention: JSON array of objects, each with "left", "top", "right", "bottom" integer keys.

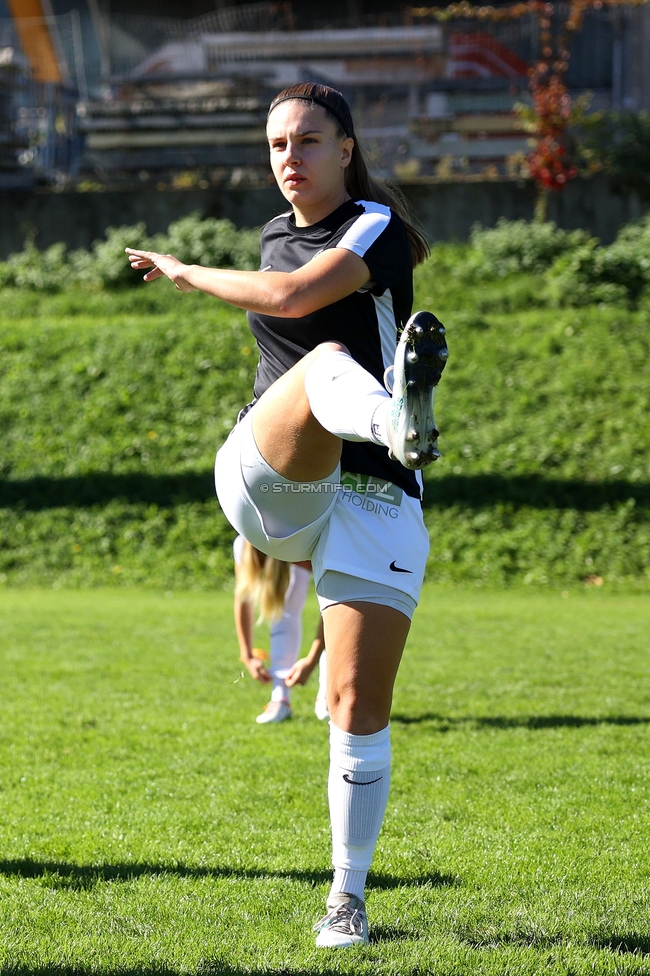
[
  {"left": 0, "top": 214, "right": 261, "bottom": 292},
  {"left": 86, "top": 222, "right": 152, "bottom": 288},
  {"left": 546, "top": 214, "right": 650, "bottom": 306},
  {"left": 0, "top": 241, "right": 74, "bottom": 291},
  {"left": 149, "top": 214, "right": 260, "bottom": 271},
  {"left": 580, "top": 110, "right": 650, "bottom": 191},
  {"left": 469, "top": 218, "right": 593, "bottom": 277}
]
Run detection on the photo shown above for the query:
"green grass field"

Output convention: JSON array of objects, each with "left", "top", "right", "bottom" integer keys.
[{"left": 1, "top": 584, "right": 649, "bottom": 975}]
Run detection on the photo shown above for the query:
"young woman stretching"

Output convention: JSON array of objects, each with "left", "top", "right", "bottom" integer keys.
[
  {"left": 233, "top": 535, "right": 328, "bottom": 724},
  {"left": 127, "top": 82, "right": 448, "bottom": 949}
]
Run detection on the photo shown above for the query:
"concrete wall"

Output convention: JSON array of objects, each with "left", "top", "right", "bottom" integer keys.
[
  {"left": 0, "top": 175, "right": 648, "bottom": 258},
  {"left": 628, "top": 5, "right": 650, "bottom": 113},
  {"left": 400, "top": 177, "right": 649, "bottom": 245}
]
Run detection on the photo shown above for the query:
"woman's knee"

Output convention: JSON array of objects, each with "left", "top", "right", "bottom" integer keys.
[
  {"left": 328, "top": 678, "right": 392, "bottom": 734},
  {"left": 308, "top": 340, "right": 350, "bottom": 359}
]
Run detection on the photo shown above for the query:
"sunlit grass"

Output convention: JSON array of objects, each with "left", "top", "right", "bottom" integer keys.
[{"left": 1, "top": 584, "right": 649, "bottom": 974}]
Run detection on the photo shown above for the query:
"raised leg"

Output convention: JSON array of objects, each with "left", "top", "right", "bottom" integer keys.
[{"left": 250, "top": 343, "right": 346, "bottom": 483}]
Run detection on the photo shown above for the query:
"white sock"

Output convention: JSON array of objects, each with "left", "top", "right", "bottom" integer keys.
[
  {"left": 268, "top": 564, "right": 311, "bottom": 707},
  {"left": 271, "top": 679, "right": 289, "bottom": 704},
  {"left": 304, "top": 351, "right": 390, "bottom": 446},
  {"left": 328, "top": 722, "right": 391, "bottom": 904}
]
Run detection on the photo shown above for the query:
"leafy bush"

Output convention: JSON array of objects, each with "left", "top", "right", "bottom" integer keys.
[
  {"left": 580, "top": 110, "right": 650, "bottom": 191},
  {"left": 149, "top": 214, "right": 260, "bottom": 272},
  {"left": 546, "top": 214, "right": 650, "bottom": 306},
  {"left": 84, "top": 221, "right": 151, "bottom": 288},
  {"left": 0, "top": 241, "right": 74, "bottom": 291},
  {"left": 469, "top": 218, "right": 592, "bottom": 276},
  {"left": 0, "top": 214, "right": 261, "bottom": 291}
]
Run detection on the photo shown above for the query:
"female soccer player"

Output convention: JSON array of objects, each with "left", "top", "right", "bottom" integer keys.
[
  {"left": 233, "top": 535, "right": 328, "bottom": 724},
  {"left": 127, "top": 81, "right": 448, "bottom": 949}
]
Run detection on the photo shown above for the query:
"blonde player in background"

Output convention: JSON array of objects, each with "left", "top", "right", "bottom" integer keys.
[{"left": 233, "top": 535, "right": 328, "bottom": 723}]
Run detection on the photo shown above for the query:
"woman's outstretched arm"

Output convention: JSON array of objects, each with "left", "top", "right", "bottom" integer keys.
[{"left": 125, "top": 246, "right": 370, "bottom": 318}]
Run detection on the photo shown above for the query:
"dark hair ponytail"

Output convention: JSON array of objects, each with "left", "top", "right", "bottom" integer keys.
[{"left": 268, "top": 83, "right": 430, "bottom": 267}]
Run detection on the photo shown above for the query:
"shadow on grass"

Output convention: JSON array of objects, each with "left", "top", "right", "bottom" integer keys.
[
  {"left": 460, "top": 930, "right": 566, "bottom": 950},
  {"left": 0, "top": 968, "right": 344, "bottom": 976},
  {"left": 592, "top": 934, "right": 650, "bottom": 955},
  {"left": 1, "top": 472, "right": 649, "bottom": 512},
  {"left": 0, "top": 858, "right": 457, "bottom": 892},
  {"left": 422, "top": 473, "right": 650, "bottom": 512},
  {"left": 0, "top": 472, "right": 215, "bottom": 510},
  {"left": 391, "top": 713, "right": 650, "bottom": 731},
  {"left": 369, "top": 924, "right": 414, "bottom": 944},
  {"left": 1, "top": 967, "right": 358, "bottom": 976}
]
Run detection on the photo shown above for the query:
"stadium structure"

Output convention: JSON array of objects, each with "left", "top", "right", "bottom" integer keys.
[{"left": 0, "top": 0, "right": 649, "bottom": 189}]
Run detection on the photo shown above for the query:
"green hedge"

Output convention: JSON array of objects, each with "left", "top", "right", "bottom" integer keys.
[
  {"left": 0, "top": 217, "right": 649, "bottom": 589},
  {"left": 0, "top": 214, "right": 261, "bottom": 291}
]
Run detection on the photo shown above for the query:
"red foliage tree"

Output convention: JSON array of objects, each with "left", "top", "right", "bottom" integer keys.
[{"left": 526, "top": 69, "right": 578, "bottom": 193}]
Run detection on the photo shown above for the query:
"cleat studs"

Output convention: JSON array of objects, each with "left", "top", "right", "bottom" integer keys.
[
  {"left": 407, "top": 350, "right": 419, "bottom": 364},
  {"left": 413, "top": 325, "right": 424, "bottom": 336},
  {"left": 407, "top": 379, "right": 417, "bottom": 389},
  {"left": 406, "top": 428, "right": 419, "bottom": 442},
  {"left": 437, "top": 325, "right": 446, "bottom": 335},
  {"left": 406, "top": 451, "right": 420, "bottom": 463},
  {"left": 439, "top": 348, "right": 449, "bottom": 360}
]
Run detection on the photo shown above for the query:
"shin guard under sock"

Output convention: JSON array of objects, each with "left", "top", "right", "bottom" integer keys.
[
  {"left": 304, "top": 351, "right": 390, "bottom": 446},
  {"left": 327, "top": 722, "right": 391, "bottom": 902}
]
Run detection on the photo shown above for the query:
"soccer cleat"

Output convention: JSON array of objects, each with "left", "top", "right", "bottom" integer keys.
[
  {"left": 385, "top": 310, "right": 449, "bottom": 470},
  {"left": 255, "top": 700, "right": 292, "bottom": 724},
  {"left": 314, "top": 695, "right": 330, "bottom": 721},
  {"left": 314, "top": 893, "right": 369, "bottom": 948}
]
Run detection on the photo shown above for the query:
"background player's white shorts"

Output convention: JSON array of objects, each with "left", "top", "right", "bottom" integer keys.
[{"left": 215, "top": 415, "right": 430, "bottom": 617}]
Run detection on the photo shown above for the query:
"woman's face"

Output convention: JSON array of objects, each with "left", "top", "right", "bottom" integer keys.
[{"left": 266, "top": 100, "right": 354, "bottom": 216}]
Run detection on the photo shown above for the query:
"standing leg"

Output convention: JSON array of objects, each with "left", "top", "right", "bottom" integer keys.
[{"left": 314, "top": 602, "right": 410, "bottom": 948}]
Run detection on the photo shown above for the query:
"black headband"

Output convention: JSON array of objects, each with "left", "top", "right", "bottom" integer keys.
[{"left": 268, "top": 94, "right": 353, "bottom": 137}]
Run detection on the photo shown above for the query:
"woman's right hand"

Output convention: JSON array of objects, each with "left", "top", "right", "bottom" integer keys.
[
  {"left": 244, "top": 657, "right": 272, "bottom": 683},
  {"left": 125, "top": 248, "right": 195, "bottom": 291}
]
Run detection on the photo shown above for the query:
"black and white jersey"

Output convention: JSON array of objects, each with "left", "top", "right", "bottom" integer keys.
[{"left": 245, "top": 198, "right": 421, "bottom": 499}]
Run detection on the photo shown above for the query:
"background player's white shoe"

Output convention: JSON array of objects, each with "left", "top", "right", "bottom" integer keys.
[
  {"left": 314, "top": 695, "right": 330, "bottom": 721},
  {"left": 255, "top": 700, "right": 292, "bottom": 724},
  {"left": 314, "top": 893, "right": 369, "bottom": 948},
  {"left": 385, "top": 310, "right": 449, "bottom": 470}
]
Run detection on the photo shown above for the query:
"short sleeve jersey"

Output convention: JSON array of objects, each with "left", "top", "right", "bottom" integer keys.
[{"left": 245, "top": 198, "right": 420, "bottom": 499}]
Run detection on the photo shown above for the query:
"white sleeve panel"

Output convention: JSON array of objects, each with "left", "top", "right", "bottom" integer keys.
[
  {"left": 335, "top": 202, "right": 391, "bottom": 258},
  {"left": 373, "top": 292, "right": 399, "bottom": 373}
]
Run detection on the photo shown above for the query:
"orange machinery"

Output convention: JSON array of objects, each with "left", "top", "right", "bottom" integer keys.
[{"left": 6, "top": 0, "right": 62, "bottom": 83}]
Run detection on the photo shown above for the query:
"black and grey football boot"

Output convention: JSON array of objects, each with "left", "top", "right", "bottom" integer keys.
[{"left": 384, "top": 310, "right": 449, "bottom": 470}]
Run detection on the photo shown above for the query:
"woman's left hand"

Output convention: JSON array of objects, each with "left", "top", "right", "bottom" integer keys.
[
  {"left": 285, "top": 657, "right": 316, "bottom": 687},
  {"left": 125, "top": 248, "right": 195, "bottom": 292}
]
